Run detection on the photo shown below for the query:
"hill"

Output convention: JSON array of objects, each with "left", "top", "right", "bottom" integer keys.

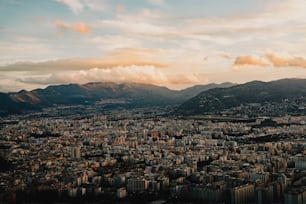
[
  {"left": 0, "top": 82, "right": 235, "bottom": 116},
  {"left": 177, "top": 79, "right": 306, "bottom": 116}
]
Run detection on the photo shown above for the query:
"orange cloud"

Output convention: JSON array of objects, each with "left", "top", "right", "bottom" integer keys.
[
  {"left": 266, "top": 53, "right": 306, "bottom": 68},
  {"left": 0, "top": 50, "right": 166, "bottom": 72},
  {"left": 233, "top": 52, "right": 306, "bottom": 70},
  {"left": 53, "top": 19, "right": 91, "bottom": 36},
  {"left": 72, "top": 22, "right": 91, "bottom": 34},
  {"left": 233, "top": 55, "right": 269, "bottom": 67}
]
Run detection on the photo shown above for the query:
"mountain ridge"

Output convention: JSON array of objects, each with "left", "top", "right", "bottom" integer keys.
[
  {"left": 176, "top": 78, "right": 306, "bottom": 116},
  {"left": 0, "top": 82, "right": 236, "bottom": 116}
]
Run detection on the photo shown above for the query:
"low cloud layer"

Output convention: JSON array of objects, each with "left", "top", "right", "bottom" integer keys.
[
  {"left": 17, "top": 66, "right": 200, "bottom": 87},
  {"left": 234, "top": 52, "right": 306, "bottom": 69},
  {"left": 0, "top": 50, "right": 166, "bottom": 72}
]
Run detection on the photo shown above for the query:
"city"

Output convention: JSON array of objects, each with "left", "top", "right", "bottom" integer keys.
[
  {"left": 2, "top": 0, "right": 306, "bottom": 203},
  {"left": 1, "top": 105, "right": 306, "bottom": 203}
]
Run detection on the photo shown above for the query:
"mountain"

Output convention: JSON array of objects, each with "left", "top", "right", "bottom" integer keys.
[
  {"left": 10, "top": 82, "right": 178, "bottom": 108},
  {"left": 177, "top": 78, "right": 306, "bottom": 116},
  {"left": 0, "top": 93, "right": 37, "bottom": 115},
  {"left": 177, "top": 82, "right": 235, "bottom": 100},
  {"left": 0, "top": 82, "right": 235, "bottom": 116}
]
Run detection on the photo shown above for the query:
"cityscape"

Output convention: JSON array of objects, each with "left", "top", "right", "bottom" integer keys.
[
  {"left": 2, "top": 0, "right": 306, "bottom": 203},
  {"left": 1, "top": 99, "right": 306, "bottom": 203}
]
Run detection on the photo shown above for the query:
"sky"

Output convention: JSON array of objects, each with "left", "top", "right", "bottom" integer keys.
[{"left": 1, "top": 0, "right": 306, "bottom": 92}]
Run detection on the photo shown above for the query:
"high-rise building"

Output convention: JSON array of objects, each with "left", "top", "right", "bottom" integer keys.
[
  {"left": 256, "top": 187, "right": 271, "bottom": 204},
  {"left": 285, "top": 188, "right": 306, "bottom": 204},
  {"left": 71, "top": 146, "right": 81, "bottom": 159},
  {"left": 230, "top": 184, "right": 255, "bottom": 204},
  {"left": 250, "top": 172, "right": 269, "bottom": 184},
  {"left": 294, "top": 156, "right": 306, "bottom": 170},
  {"left": 126, "top": 177, "right": 148, "bottom": 192}
]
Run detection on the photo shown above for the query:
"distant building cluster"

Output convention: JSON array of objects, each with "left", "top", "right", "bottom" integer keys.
[{"left": 0, "top": 108, "right": 306, "bottom": 203}]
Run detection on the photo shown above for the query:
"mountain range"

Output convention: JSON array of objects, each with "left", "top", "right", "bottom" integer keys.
[
  {"left": 1, "top": 78, "right": 306, "bottom": 117},
  {"left": 0, "top": 82, "right": 235, "bottom": 116},
  {"left": 177, "top": 78, "right": 306, "bottom": 116}
]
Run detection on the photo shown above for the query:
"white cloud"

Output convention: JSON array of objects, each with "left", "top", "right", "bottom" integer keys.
[
  {"left": 88, "top": 35, "right": 141, "bottom": 50},
  {"left": 95, "top": 20, "right": 167, "bottom": 35},
  {"left": 83, "top": 0, "right": 108, "bottom": 11},
  {"left": 55, "top": 0, "right": 108, "bottom": 14},
  {"left": 56, "top": 0, "right": 84, "bottom": 15}
]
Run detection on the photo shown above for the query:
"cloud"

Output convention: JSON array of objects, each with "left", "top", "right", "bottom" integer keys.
[
  {"left": 147, "top": 0, "right": 165, "bottom": 6},
  {"left": 0, "top": 53, "right": 166, "bottom": 73},
  {"left": 94, "top": 17, "right": 237, "bottom": 46},
  {"left": 53, "top": 19, "right": 91, "bottom": 35},
  {"left": 18, "top": 66, "right": 200, "bottom": 87},
  {"left": 177, "top": 0, "right": 306, "bottom": 45},
  {"left": 108, "top": 47, "right": 160, "bottom": 59},
  {"left": 233, "top": 52, "right": 306, "bottom": 69},
  {"left": 83, "top": 0, "right": 108, "bottom": 11},
  {"left": 95, "top": 20, "right": 167, "bottom": 35},
  {"left": 0, "top": 45, "right": 206, "bottom": 91},
  {"left": 266, "top": 53, "right": 306, "bottom": 68},
  {"left": 0, "top": 78, "right": 26, "bottom": 93},
  {"left": 88, "top": 35, "right": 140, "bottom": 50},
  {"left": 72, "top": 22, "right": 91, "bottom": 34},
  {"left": 56, "top": 0, "right": 84, "bottom": 15},
  {"left": 233, "top": 55, "right": 269, "bottom": 68},
  {"left": 55, "top": 0, "right": 108, "bottom": 14}
]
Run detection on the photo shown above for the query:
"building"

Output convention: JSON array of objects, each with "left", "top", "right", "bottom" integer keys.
[
  {"left": 294, "top": 156, "right": 306, "bottom": 170},
  {"left": 285, "top": 188, "right": 306, "bottom": 204},
  {"left": 256, "top": 187, "right": 271, "bottom": 204},
  {"left": 250, "top": 172, "right": 269, "bottom": 184},
  {"left": 117, "top": 188, "right": 127, "bottom": 198},
  {"left": 230, "top": 184, "right": 255, "bottom": 204},
  {"left": 189, "top": 182, "right": 227, "bottom": 203},
  {"left": 126, "top": 178, "right": 148, "bottom": 192},
  {"left": 71, "top": 146, "right": 81, "bottom": 159}
]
